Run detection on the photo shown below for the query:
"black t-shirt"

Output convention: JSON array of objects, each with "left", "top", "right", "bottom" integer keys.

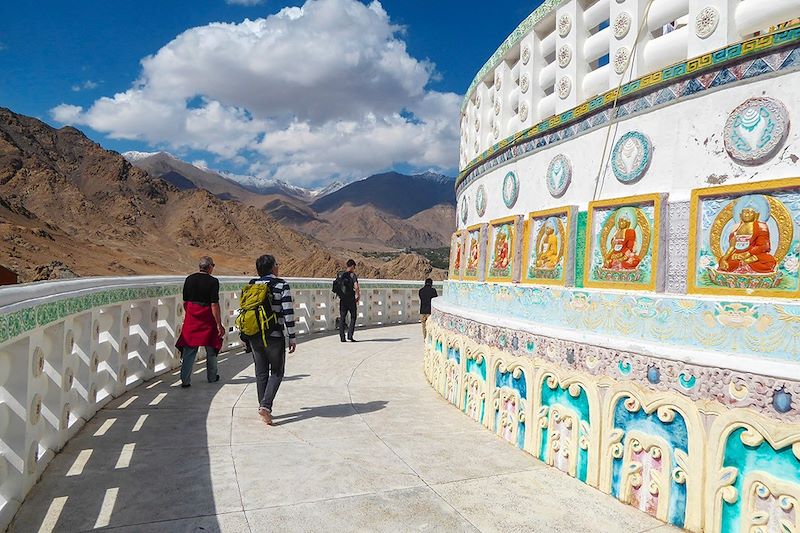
[
  {"left": 183, "top": 272, "right": 220, "bottom": 305},
  {"left": 339, "top": 271, "right": 359, "bottom": 302},
  {"left": 418, "top": 285, "right": 438, "bottom": 314}
]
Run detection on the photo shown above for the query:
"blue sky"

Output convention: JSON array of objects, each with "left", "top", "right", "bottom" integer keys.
[{"left": 0, "top": 0, "right": 542, "bottom": 186}]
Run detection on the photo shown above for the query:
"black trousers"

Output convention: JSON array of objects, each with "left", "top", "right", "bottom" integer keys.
[
  {"left": 248, "top": 334, "right": 285, "bottom": 411},
  {"left": 339, "top": 299, "right": 357, "bottom": 340}
]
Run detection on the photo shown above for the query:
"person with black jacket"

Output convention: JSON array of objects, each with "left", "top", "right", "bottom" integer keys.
[
  {"left": 333, "top": 259, "right": 360, "bottom": 342},
  {"left": 418, "top": 278, "right": 438, "bottom": 339}
]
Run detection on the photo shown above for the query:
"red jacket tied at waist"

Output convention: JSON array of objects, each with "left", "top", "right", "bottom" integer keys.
[{"left": 176, "top": 302, "right": 223, "bottom": 351}]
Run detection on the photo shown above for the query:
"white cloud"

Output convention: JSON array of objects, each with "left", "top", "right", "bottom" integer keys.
[
  {"left": 50, "top": 0, "right": 460, "bottom": 185},
  {"left": 71, "top": 80, "right": 99, "bottom": 92},
  {"left": 226, "top": 0, "right": 265, "bottom": 5}
]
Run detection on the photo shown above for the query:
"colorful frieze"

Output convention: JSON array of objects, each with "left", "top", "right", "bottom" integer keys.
[
  {"left": 486, "top": 216, "right": 520, "bottom": 283},
  {"left": 463, "top": 348, "right": 487, "bottom": 425},
  {"left": 426, "top": 314, "right": 800, "bottom": 531},
  {"left": 463, "top": 224, "right": 485, "bottom": 281},
  {"left": 535, "top": 367, "right": 600, "bottom": 486},
  {"left": 522, "top": 206, "right": 577, "bottom": 286},
  {"left": 432, "top": 306, "right": 800, "bottom": 421},
  {"left": 600, "top": 386, "right": 703, "bottom": 530},
  {"left": 688, "top": 178, "right": 800, "bottom": 298},
  {"left": 492, "top": 357, "right": 528, "bottom": 449},
  {"left": 449, "top": 231, "right": 466, "bottom": 280},
  {"left": 706, "top": 411, "right": 800, "bottom": 533},
  {"left": 444, "top": 342, "right": 461, "bottom": 406},
  {"left": 584, "top": 194, "right": 665, "bottom": 291}
]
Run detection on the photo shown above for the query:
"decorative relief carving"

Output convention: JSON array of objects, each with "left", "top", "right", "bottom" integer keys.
[
  {"left": 521, "top": 45, "right": 531, "bottom": 65},
  {"left": 519, "top": 101, "right": 529, "bottom": 122},
  {"left": 520, "top": 73, "right": 530, "bottom": 94},
  {"left": 558, "top": 13, "right": 572, "bottom": 37},
  {"left": 724, "top": 97, "right": 790, "bottom": 166},
  {"left": 502, "top": 171, "right": 520, "bottom": 209},
  {"left": 667, "top": 202, "right": 690, "bottom": 294},
  {"left": 558, "top": 44, "right": 573, "bottom": 68},
  {"left": 476, "top": 185, "right": 487, "bottom": 217},
  {"left": 614, "top": 46, "right": 630, "bottom": 74},
  {"left": 558, "top": 76, "right": 572, "bottom": 100},
  {"left": 495, "top": 72, "right": 502, "bottom": 91},
  {"left": 613, "top": 12, "right": 632, "bottom": 40},
  {"left": 696, "top": 6, "right": 720, "bottom": 39},
  {"left": 611, "top": 131, "right": 653, "bottom": 184},
  {"left": 546, "top": 154, "right": 572, "bottom": 198}
]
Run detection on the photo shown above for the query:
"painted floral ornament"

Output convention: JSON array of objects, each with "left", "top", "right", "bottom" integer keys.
[
  {"left": 611, "top": 131, "right": 653, "bottom": 183},
  {"left": 502, "top": 171, "right": 519, "bottom": 208},
  {"left": 613, "top": 47, "right": 630, "bottom": 75},
  {"left": 724, "top": 97, "right": 790, "bottom": 165},
  {"left": 476, "top": 185, "right": 488, "bottom": 217},
  {"left": 546, "top": 154, "right": 572, "bottom": 197}
]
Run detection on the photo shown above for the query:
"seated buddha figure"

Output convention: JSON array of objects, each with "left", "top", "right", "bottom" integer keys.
[
  {"left": 603, "top": 213, "right": 640, "bottom": 270},
  {"left": 493, "top": 231, "right": 510, "bottom": 270},
  {"left": 536, "top": 219, "right": 559, "bottom": 269},
  {"left": 718, "top": 195, "right": 776, "bottom": 274}
]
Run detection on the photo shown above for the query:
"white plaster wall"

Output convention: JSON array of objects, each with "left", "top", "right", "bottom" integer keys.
[{"left": 457, "top": 70, "right": 800, "bottom": 229}]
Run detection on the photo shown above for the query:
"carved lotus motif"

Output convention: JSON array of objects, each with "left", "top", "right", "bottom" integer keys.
[
  {"left": 613, "top": 12, "right": 632, "bottom": 39},
  {"left": 613, "top": 47, "right": 630, "bottom": 75},
  {"left": 557, "top": 76, "right": 572, "bottom": 100},
  {"left": 558, "top": 13, "right": 572, "bottom": 37},
  {"left": 521, "top": 45, "right": 531, "bottom": 65},
  {"left": 558, "top": 45, "right": 572, "bottom": 68},
  {"left": 696, "top": 6, "right": 720, "bottom": 39},
  {"left": 520, "top": 74, "right": 529, "bottom": 94}
]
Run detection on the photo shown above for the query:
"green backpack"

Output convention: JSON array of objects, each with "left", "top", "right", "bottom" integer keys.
[{"left": 235, "top": 281, "right": 280, "bottom": 346}]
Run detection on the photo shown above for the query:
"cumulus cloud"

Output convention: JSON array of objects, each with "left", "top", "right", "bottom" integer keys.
[{"left": 50, "top": 0, "right": 460, "bottom": 185}]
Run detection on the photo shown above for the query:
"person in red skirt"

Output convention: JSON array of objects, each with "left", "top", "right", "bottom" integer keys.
[{"left": 176, "top": 256, "right": 225, "bottom": 387}]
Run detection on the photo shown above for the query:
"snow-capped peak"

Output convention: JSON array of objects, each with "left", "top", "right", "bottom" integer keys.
[{"left": 122, "top": 150, "right": 164, "bottom": 162}]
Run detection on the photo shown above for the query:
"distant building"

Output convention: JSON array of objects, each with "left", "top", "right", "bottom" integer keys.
[{"left": 0, "top": 265, "right": 18, "bottom": 286}]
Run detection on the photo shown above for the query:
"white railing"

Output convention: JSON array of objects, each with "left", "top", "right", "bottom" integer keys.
[
  {"left": 460, "top": 0, "right": 800, "bottom": 170},
  {"left": 0, "top": 276, "right": 434, "bottom": 529}
]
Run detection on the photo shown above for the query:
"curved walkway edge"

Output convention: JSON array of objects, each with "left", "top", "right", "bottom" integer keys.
[{"left": 9, "top": 325, "right": 680, "bottom": 533}]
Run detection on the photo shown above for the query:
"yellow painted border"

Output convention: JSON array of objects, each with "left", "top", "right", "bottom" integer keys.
[
  {"left": 521, "top": 206, "right": 573, "bottom": 286},
  {"left": 687, "top": 177, "right": 800, "bottom": 299},
  {"left": 486, "top": 215, "right": 518, "bottom": 283},
  {"left": 462, "top": 223, "right": 484, "bottom": 281},
  {"left": 583, "top": 194, "right": 663, "bottom": 292},
  {"left": 449, "top": 230, "right": 467, "bottom": 281}
]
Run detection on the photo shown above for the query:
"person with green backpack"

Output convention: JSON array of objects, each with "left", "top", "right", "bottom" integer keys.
[{"left": 235, "top": 254, "right": 296, "bottom": 426}]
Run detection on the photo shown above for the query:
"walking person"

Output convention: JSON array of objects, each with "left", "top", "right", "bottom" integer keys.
[
  {"left": 241, "top": 254, "right": 296, "bottom": 426},
  {"left": 418, "top": 278, "right": 438, "bottom": 339},
  {"left": 176, "top": 256, "right": 224, "bottom": 388},
  {"left": 333, "top": 259, "right": 360, "bottom": 342}
]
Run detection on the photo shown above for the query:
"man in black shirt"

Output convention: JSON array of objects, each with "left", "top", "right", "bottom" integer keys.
[
  {"left": 334, "top": 259, "right": 360, "bottom": 342},
  {"left": 176, "top": 256, "right": 225, "bottom": 387},
  {"left": 418, "top": 278, "right": 438, "bottom": 339}
]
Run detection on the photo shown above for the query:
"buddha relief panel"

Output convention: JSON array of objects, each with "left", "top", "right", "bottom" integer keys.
[
  {"left": 689, "top": 178, "right": 800, "bottom": 298},
  {"left": 523, "top": 206, "right": 577, "bottom": 286},
  {"left": 585, "top": 194, "right": 665, "bottom": 291}
]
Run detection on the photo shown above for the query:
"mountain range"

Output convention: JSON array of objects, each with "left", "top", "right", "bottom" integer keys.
[
  {"left": 0, "top": 107, "right": 453, "bottom": 282},
  {"left": 123, "top": 152, "right": 456, "bottom": 252}
]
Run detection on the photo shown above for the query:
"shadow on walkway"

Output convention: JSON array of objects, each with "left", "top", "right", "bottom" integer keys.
[{"left": 272, "top": 400, "right": 388, "bottom": 426}]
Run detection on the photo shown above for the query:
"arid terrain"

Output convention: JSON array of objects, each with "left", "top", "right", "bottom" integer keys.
[{"left": 0, "top": 108, "right": 451, "bottom": 283}]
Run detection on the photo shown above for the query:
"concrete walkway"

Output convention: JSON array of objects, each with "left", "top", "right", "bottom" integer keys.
[{"left": 10, "top": 324, "right": 680, "bottom": 533}]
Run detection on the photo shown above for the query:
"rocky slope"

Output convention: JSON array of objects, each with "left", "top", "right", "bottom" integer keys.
[{"left": 0, "top": 108, "right": 444, "bottom": 282}]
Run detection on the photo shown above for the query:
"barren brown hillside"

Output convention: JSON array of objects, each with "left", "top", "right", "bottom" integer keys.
[{"left": 0, "top": 108, "right": 444, "bottom": 283}]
